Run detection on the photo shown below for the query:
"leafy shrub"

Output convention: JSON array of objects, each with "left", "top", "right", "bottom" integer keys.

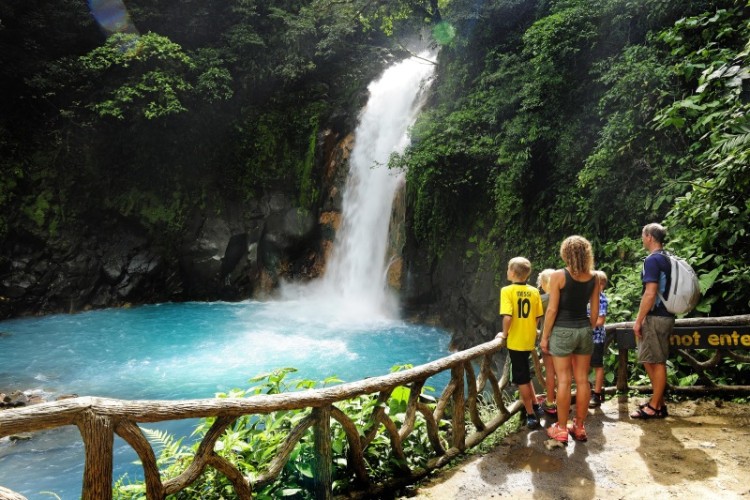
[{"left": 113, "top": 366, "right": 439, "bottom": 499}]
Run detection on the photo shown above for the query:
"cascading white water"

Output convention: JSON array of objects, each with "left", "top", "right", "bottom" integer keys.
[
  {"left": 320, "top": 53, "right": 436, "bottom": 317},
  {"left": 281, "top": 52, "right": 436, "bottom": 322}
]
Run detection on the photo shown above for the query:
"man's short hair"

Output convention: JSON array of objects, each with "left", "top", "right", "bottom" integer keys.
[
  {"left": 642, "top": 223, "right": 667, "bottom": 244},
  {"left": 508, "top": 257, "right": 532, "bottom": 281}
]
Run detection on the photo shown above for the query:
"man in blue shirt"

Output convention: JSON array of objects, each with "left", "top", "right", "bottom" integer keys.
[{"left": 631, "top": 223, "right": 675, "bottom": 419}]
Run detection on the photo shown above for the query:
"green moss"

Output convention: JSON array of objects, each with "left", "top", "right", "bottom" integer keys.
[
  {"left": 298, "top": 117, "right": 320, "bottom": 210},
  {"left": 234, "top": 98, "right": 328, "bottom": 204},
  {"left": 17, "top": 188, "right": 62, "bottom": 237},
  {"left": 0, "top": 164, "right": 22, "bottom": 237},
  {"left": 108, "top": 188, "right": 186, "bottom": 233}
]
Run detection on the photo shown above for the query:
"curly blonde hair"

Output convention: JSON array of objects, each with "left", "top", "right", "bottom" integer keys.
[{"left": 559, "top": 235, "right": 594, "bottom": 276}]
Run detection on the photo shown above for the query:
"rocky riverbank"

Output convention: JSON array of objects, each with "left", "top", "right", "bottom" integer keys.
[{"left": 1, "top": 390, "right": 77, "bottom": 409}]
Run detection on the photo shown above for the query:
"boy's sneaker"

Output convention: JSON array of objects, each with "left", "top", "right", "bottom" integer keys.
[
  {"left": 541, "top": 400, "right": 557, "bottom": 415},
  {"left": 526, "top": 415, "right": 540, "bottom": 429},
  {"left": 589, "top": 392, "right": 603, "bottom": 408},
  {"left": 533, "top": 403, "right": 545, "bottom": 419}
]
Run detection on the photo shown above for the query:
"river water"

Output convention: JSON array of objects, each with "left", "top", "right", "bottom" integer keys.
[{"left": 0, "top": 302, "right": 450, "bottom": 498}]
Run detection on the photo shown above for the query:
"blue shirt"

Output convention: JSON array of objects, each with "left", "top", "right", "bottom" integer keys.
[
  {"left": 590, "top": 292, "right": 608, "bottom": 344},
  {"left": 643, "top": 251, "right": 674, "bottom": 317},
  {"left": 594, "top": 292, "right": 609, "bottom": 344}
]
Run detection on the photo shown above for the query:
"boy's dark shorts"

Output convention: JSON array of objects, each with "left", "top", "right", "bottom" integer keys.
[
  {"left": 508, "top": 348, "right": 532, "bottom": 385},
  {"left": 590, "top": 342, "right": 605, "bottom": 368}
]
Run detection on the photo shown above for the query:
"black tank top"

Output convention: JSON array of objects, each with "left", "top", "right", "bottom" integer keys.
[{"left": 555, "top": 269, "right": 596, "bottom": 328}]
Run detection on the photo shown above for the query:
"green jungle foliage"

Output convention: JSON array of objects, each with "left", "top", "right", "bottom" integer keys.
[
  {"left": 1, "top": 1, "right": 748, "bottom": 374},
  {"left": 0, "top": 0, "right": 433, "bottom": 239},
  {"left": 112, "top": 366, "right": 484, "bottom": 499},
  {"left": 395, "top": 0, "right": 750, "bottom": 318}
]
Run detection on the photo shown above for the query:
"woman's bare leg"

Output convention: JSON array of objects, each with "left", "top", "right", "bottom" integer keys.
[
  {"left": 551, "top": 355, "right": 572, "bottom": 426},
  {"left": 573, "top": 353, "right": 592, "bottom": 423}
]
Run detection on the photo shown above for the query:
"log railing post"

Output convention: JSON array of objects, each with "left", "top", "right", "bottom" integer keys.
[
  {"left": 76, "top": 410, "right": 114, "bottom": 500},
  {"left": 312, "top": 405, "right": 333, "bottom": 500},
  {"left": 451, "top": 365, "right": 465, "bottom": 451},
  {"left": 617, "top": 347, "right": 629, "bottom": 392}
]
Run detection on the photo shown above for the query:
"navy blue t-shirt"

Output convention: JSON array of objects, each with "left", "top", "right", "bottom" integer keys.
[{"left": 642, "top": 251, "right": 674, "bottom": 317}]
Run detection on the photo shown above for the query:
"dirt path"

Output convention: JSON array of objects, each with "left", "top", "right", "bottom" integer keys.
[{"left": 406, "top": 397, "right": 750, "bottom": 499}]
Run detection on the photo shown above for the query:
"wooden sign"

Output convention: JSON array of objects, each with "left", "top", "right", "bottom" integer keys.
[
  {"left": 615, "top": 326, "right": 750, "bottom": 350},
  {"left": 670, "top": 326, "right": 750, "bottom": 349}
]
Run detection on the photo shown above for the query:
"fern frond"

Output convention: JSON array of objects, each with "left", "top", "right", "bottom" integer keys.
[
  {"left": 140, "top": 427, "right": 190, "bottom": 468},
  {"left": 141, "top": 427, "right": 175, "bottom": 451}
]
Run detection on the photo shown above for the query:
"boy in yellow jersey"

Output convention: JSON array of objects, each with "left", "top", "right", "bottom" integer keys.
[{"left": 496, "top": 257, "right": 545, "bottom": 428}]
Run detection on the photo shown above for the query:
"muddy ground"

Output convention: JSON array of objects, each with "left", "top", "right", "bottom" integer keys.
[{"left": 406, "top": 396, "right": 750, "bottom": 499}]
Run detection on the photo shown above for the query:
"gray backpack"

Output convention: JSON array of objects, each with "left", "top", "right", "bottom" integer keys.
[{"left": 657, "top": 251, "right": 701, "bottom": 315}]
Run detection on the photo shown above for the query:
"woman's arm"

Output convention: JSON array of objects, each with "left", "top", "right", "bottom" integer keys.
[
  {"left": 540, "top": 270, "right": 563, "bottom": 353},
  {"left": 589, "top": 281, "right": 600, "bottom": 330}
]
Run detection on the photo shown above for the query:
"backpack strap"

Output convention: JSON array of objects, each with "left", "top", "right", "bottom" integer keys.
[{"left": 650, "top": 250, "right": 671, "bottom": 309}]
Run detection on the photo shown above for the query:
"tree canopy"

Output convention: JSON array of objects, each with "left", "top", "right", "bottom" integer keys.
[
  {"left": 1, "top": 0, "right": 748, "bottom": 318},
  {"left": 396, "top": 0, "right": 750, "bottom": 317}
]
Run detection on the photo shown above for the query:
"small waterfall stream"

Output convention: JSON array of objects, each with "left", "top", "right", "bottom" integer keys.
[{"left": 284, "top": 52, "right": 436, "bottom": 320}]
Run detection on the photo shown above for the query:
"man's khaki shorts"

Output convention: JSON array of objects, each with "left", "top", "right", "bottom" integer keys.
[{"left": 638, "top": 315, "right": 675, "bottom": 364}]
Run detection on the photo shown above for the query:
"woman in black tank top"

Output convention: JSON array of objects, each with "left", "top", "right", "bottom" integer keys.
[{"left": 540, "top": 236, "right": 599, "bottom": 443}]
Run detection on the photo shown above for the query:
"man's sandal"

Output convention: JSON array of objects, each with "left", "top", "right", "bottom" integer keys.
[
  {"left": 639, "top": 401, "right": 668, "bottom": 417},
  {"left": 630, "top": 403, "right": 665, "bottom": 419}
]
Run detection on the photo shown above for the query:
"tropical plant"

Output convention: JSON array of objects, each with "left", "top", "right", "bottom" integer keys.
[
  {"left": 654, "top": 5, "right": 750, "bottom": 315},
  {"left": 112, "top": 366, "right": 438, "bottom": 499}
]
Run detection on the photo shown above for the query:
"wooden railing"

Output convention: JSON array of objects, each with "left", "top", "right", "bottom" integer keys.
[
  {"left": 0, "top": 338, "right": 521, "bottom": 500},
  {"left": 605, "top": 314, "right": 750, "bottom": 394},
  {"left": 6, "top": 315, "right": 747, "bottom": 499}
]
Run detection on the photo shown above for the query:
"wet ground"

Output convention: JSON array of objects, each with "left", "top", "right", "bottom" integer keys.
[{"left": 406, "top": 396, "right": 750, "bottom": 499}]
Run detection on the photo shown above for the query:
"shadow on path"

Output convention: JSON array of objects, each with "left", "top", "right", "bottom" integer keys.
[{"left": 408, "top": 397, "right": 750, "bottom": 499}]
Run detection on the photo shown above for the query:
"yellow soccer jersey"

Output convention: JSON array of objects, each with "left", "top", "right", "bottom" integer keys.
[{"left": 499, "top": 283, "right": 544, "bottom": 351}]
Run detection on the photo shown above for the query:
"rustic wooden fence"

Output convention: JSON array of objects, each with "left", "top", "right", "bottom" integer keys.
[
  {"left": 3, "top": 314, "right": 748, "bottom": 499},
  {"left": 0, "top": 337, "right": 521, "bottom": 500}
]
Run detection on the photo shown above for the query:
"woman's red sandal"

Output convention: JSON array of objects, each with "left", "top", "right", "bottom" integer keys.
[{"left": 547, "top": 422, "right": 569, "bottom": 443}]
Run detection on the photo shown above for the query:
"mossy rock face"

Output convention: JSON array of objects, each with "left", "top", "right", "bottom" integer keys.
[
  {"left": 402, "top": 228, "right": 503, "bottom": 349},
  {"left": 0, "top": 186, "right": 331, "bottom": 318}
]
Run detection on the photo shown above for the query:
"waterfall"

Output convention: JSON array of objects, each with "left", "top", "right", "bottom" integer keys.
[{"left": 281, "top": 52, "right": 436, "bottom": 323}]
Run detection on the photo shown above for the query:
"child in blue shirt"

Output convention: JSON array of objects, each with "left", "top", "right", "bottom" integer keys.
[{"left": 589, "top": 271, "right": 609, "bottom": 408}]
